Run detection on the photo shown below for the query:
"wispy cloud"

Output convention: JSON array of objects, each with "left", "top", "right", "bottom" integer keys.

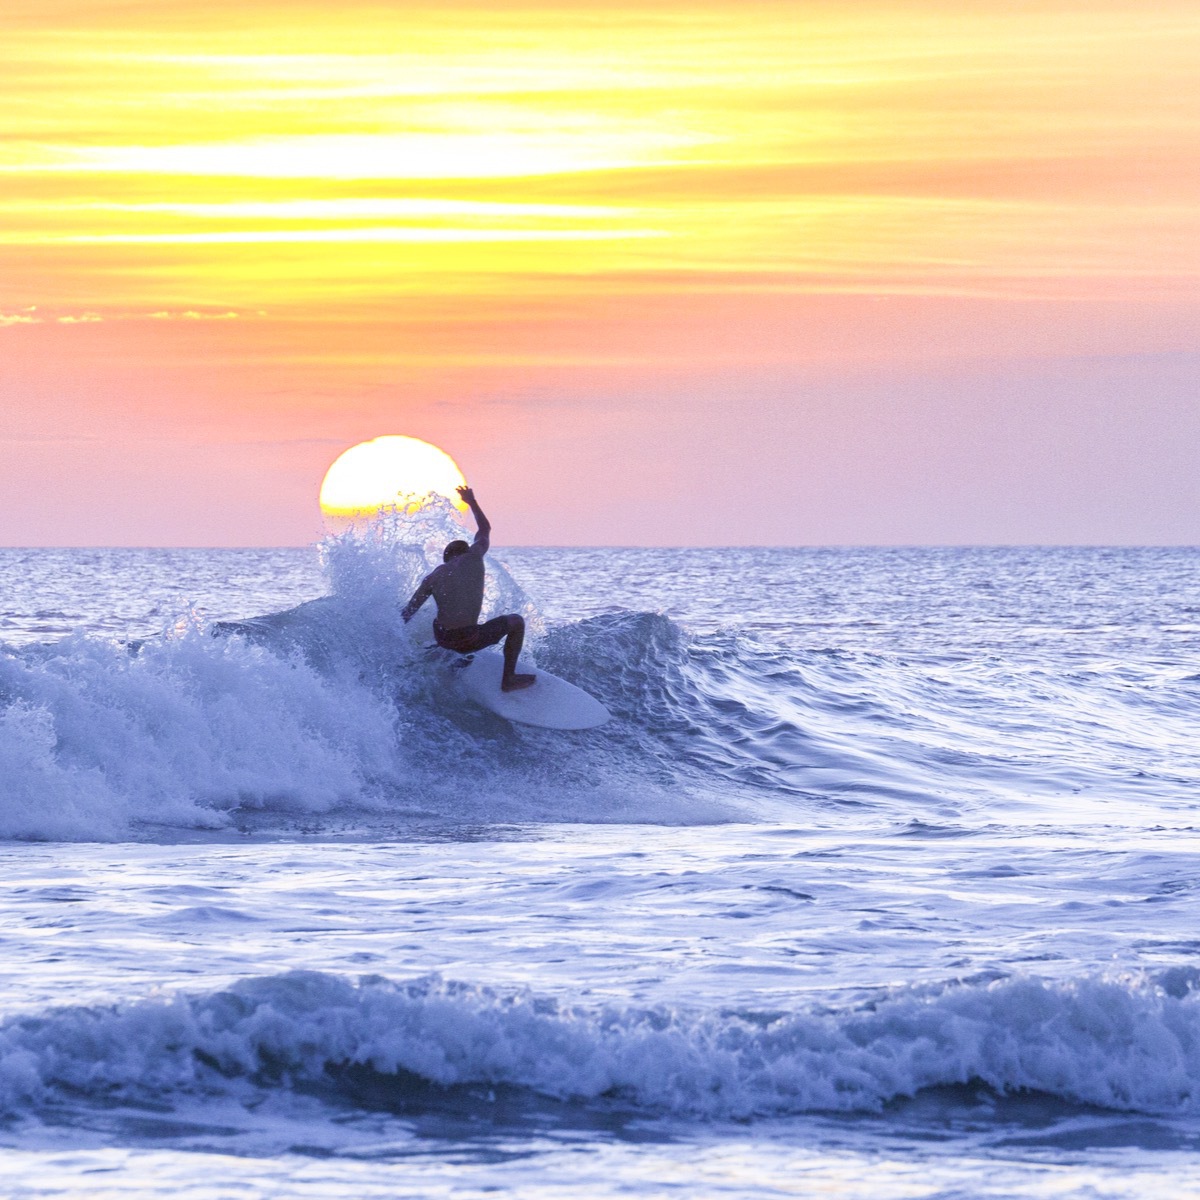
[
  {"left": 0, "top": 0, "right": 1196, "bottom": 310},
  {"left": 148, "top": 310, "right": 244, "bottom": 320},
  {"left": 1, "top": 307, "right": 263, "bottom": 325}
]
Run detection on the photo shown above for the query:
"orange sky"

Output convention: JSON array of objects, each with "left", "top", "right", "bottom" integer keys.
[{"left": 1, "top": 0, "right": 1198, "bottom": 544}]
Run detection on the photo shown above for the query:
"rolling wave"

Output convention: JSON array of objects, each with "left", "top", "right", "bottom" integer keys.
[{"left": 2, "top": 969, "right": 1197, "bottom": 1122}]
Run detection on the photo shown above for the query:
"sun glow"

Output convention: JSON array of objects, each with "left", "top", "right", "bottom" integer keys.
[{"left": 319, "top": 436, "right": 467, "bottom": 526}]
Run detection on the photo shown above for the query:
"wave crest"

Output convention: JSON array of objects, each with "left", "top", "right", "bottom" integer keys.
[{"left": 2, "top": 970, "right": 1197, "bottom": 1120}]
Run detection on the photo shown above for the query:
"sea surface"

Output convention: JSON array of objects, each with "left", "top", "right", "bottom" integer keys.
[{"left": 0, "top": 522, "right": 1199, "bottom": 1198}]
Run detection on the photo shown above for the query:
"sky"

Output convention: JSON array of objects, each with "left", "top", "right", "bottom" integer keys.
[{"left": 1, "top": 0, "right": 1198, "bottom": 546}]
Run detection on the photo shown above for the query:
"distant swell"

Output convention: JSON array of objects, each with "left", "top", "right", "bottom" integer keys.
[{"left": 2, "top": 970, "right": 1198, "bottom": 1120}]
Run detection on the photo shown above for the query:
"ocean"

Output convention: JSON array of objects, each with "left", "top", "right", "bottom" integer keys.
[{"left": 1, "top": 520, "right": 1199, "bottom": 1198}]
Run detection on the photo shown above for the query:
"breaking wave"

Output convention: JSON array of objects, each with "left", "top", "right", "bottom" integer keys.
[
  {"left": 0, "top": 508, "right": 1197, "bottom": 840},
  {"left": 2, "top": 969, "right": 1198, "bottom": 1122}
]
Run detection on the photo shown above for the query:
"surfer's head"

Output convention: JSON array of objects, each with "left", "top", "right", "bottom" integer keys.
[{"left": 443, "top": 540, "right": 470, "bottom": 562}]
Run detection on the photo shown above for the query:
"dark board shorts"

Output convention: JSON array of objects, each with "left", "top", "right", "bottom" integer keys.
[{"left": 433, "top": 616, "right": 510, "bottom": 655}]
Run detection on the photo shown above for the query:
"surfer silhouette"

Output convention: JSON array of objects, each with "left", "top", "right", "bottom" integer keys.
[{"left": 401, "top": 486, "right": 536, "bottom": 692}]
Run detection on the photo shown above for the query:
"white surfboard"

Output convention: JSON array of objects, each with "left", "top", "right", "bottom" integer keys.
[{"left": 458, "top": 650, "right": 610, "bottom": 730}]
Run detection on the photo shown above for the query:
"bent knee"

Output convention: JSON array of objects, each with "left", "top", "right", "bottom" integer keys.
[{"left": 507, "top": 614, "right": 525, "bottom": 632}]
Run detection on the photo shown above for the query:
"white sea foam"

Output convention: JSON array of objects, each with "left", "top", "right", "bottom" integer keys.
[
  {"left": 1, "top": 970, "right": 1197, "bottom": 1120},
  {"left": 0, "top": 628, "right": 403, "bottom": 839}
]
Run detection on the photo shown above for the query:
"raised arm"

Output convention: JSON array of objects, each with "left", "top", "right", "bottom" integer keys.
[
  {"left": 401, "top": 573, "right": 435, "bottom": 622},
  {"left": 458, "top": 485, "right": 491, "bottom": 555}
]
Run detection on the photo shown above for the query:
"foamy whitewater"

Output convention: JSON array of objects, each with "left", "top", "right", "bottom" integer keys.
[{"left": 1, "top": 521, "right": 1199, "bottom": 1197}]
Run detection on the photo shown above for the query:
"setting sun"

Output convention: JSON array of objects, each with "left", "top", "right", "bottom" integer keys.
[{"left": 319, "top": 435, "right": 467, "bottom": 525}]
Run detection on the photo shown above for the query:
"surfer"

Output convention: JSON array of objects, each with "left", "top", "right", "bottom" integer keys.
[{"left": 401, "top": 486, "right": 536, "bottom": 692}]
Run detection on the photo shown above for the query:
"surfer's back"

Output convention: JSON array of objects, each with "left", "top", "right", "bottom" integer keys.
[{"left": 426, "top": 553, "right": 486, "bottom": 628}]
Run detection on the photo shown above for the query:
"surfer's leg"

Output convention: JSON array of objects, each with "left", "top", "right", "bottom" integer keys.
[{"left": 499, "top": 615, "right": 536, "bottom": 691}]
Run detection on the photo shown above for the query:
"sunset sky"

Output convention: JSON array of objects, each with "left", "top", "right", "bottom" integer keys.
[{"left": 2, "top": 0, "right": 1198, "bottom": 545}]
